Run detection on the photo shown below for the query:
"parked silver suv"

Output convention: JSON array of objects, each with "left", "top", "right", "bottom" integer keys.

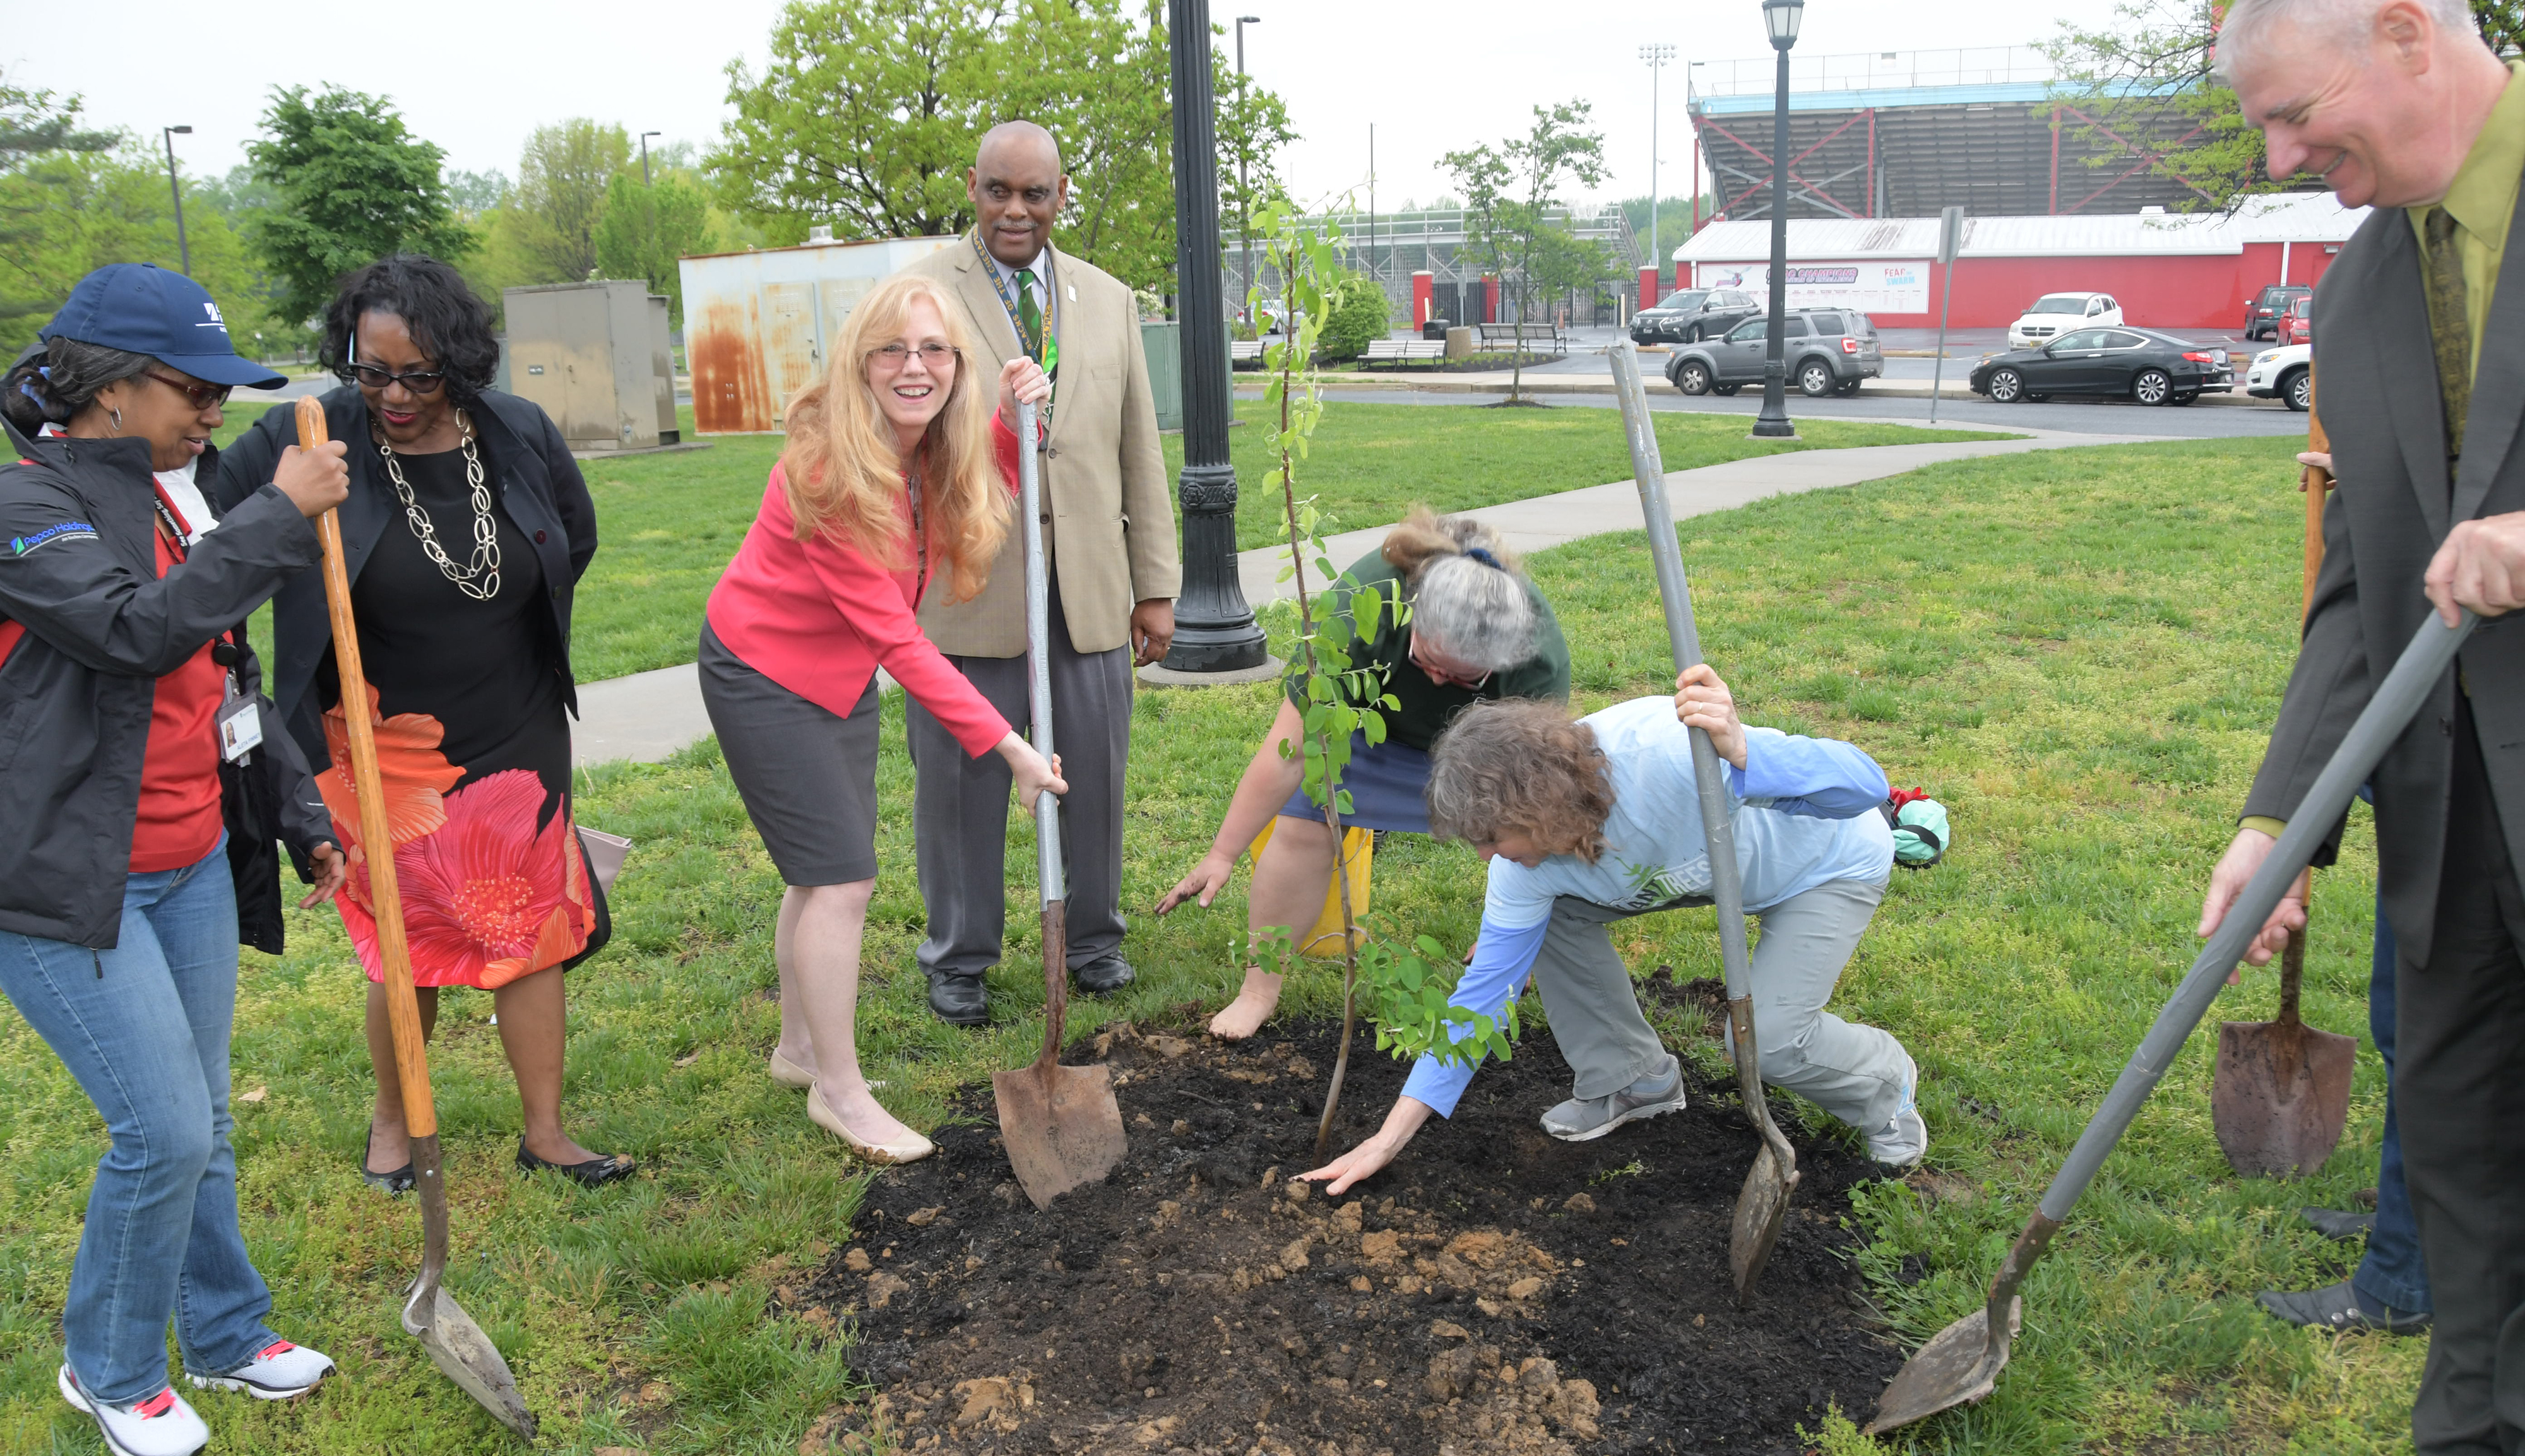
[{"left": 1665, "top": 308, "right": 1884, "bottom": 397}]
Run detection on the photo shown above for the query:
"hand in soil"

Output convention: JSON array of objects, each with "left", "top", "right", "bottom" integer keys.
[
  {"left": 1305, "top": 1097, "right": 1434, "bottom": 1195},
  {"left": 1207, "top": 969, "right": 1285, "bottom": 1041}
]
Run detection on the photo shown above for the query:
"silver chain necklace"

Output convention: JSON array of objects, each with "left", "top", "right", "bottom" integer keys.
[{"left": 374, "top": 415, "right": 501, "bottom": 601}]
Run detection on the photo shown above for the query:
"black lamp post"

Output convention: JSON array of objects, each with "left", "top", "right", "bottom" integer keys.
[
  {"left": 1162, "top": 0, "right": 1270, "bottom": 673},
  {"left": 162, "top": 126, "right": 193, "bottom": 277},
  {"left": 1751, "top": 0, "right": 1802, "bottom": 439}
]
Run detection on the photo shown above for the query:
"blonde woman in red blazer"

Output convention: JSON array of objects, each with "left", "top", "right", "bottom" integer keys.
[{"left": 702, "top": 273, "right": 1060, "bottom": 1163}]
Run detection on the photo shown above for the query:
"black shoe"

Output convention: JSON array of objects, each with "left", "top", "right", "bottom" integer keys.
[
  {"left": 360, "top": 1127, "right": 414, "bottom": 1195},
  {"left": 927, "top": 971, "right": 990, "bottom": 1026},
  {"left": 1072, "top": 952, "right": 1134, "bottom": 994},
  {"left": 2255, "top": 1280, "right": 2431, "bottom": 1335},
  {"left": 2299, "top": 1206, "right": 2377, "bottom": 1241},
  {"left": 514, "top": 1139, "right": 637, "bottom": 1188}
]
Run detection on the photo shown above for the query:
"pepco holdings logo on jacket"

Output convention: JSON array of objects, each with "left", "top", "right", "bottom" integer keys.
[{"left": 9, "top": 521, "right": 98, "bottom": 556}]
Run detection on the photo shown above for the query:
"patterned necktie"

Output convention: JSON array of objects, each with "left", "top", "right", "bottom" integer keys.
[
  {"left": 1014, "top": 268, "right": 1045, "bottom": 361},
  {"left": 2424, "top": 206, "right": 2471, "bottom": 463}
]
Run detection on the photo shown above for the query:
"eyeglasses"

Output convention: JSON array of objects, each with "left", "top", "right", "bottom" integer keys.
[
  {"left": 1408, "top": 634, "right": 1492, "bottom": 690},
  {"left": 340, "top": 364, "right": 448, "bottom": 395},
  {"left": 867, "top": 342, "right": 959, "bottom": 370},
  {"left": 145, "top": 370, "right": 230, "bottom": 411}
]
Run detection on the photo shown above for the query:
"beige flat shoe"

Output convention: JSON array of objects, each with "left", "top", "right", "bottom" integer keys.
[
  {"left": 769, "top": 1048, "right": 814, "bottom": 1089},
  {"left": 807, "top": 1085, "right": 934, "bottom": 1164}
]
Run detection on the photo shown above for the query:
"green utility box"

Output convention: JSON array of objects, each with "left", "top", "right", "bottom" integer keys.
[{"left": 1138, "top": 321, "right": 1233, "bottom": 432}]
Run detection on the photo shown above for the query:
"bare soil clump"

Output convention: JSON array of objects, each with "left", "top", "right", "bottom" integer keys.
[{"left": 791, "top": 1018, "right": 1901, "bottom": 1454}]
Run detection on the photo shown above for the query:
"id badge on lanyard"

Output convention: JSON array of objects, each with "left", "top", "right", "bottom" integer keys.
[{"left": 155, "top": 486, "right": 263, "bottom": 764}]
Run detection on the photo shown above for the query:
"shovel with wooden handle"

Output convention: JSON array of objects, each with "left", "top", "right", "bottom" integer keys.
[
  {"left": 295, "top": 398, "right": 536, "bottom": 1439},
  {"left": 1866, "top": 607, "right": 2474, "bottom": 1436},
  {"left": 992, "top": 398, "right": 1126, "bottom": 1209},
  {"left": 1609, "top": 341, "right": 1798, "bottom": 1306},
  {"left": 2209, "top": 393, "right": 2355, "bottom": 1179}
]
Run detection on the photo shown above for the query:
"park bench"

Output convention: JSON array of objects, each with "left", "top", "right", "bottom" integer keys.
[
  {"left": 1362, "top": 338, "right": 1447, "bottom": 369},
  {"left": 1475, "top": 321, "right": 1566, "bottom": 357},
  {"left": 1230, "top": 340, "right": 1265, "bottom": 369}
]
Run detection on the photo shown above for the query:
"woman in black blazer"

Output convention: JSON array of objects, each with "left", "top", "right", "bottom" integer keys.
[{"left": 217, "top": 254, "right": 630, "bottom": 1190}]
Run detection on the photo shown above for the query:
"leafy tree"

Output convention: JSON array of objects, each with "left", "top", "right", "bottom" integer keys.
[
  {"left": 444, "top": 169, "right": 511, "bottom": 217},
  {"left": 1442, "top": 100, "right": 1608, "bottom": 403},
  {"left": 0, "top": 78, "right": 116, "bottom": 328},
  {"left": 2047, "top": 0, "right": 2524, "bottom": 207},
  {"left": 193, "top": 165, "right": 282, "bottom": 227},
  {"left": 514, "top": 119, "right": 630, "bottom": 283},
  {"left": 593, "top": 171, "right": 718, "bottom": 319},
  {"left": 1314, "top": 273, "right": 1390, "bottom": 362},
  {"left": 0, "top": 139, "right": 269, "bottom": 351},
  {"left": 246, "top": 85, "right": 473, "bottom": 328},
  {"left": 711, "top": 0, "right": 1296, "bottom": 293}
]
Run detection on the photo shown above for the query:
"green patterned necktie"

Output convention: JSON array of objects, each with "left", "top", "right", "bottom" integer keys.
[
  {"left": 2424, "top": 206, "right": 2471, "bottom": 464},
  {"left": 1015, "top": 268, "right": 1045, "bottom": 361}
]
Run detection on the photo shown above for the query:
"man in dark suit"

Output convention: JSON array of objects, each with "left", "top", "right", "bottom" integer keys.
[{"left": 2212, "top": 2, "right": 2525, "bottom": 1450}]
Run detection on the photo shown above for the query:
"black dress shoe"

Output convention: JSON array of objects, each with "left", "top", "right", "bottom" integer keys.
[
  {"left": 927, "top": 971, "right": 990, "bottom": 1026},
  {"left": 515, "top": 1139, "right": 637, "bottom": 1188},
  {"left": 360, "top": 1128, "right": 414, "bottom": 1195},
  {"left": 2256, "top": 1280, "right": 2431, "bottom": 1335},
  {"left": 1071, "top": 952, "right": 1134, "bottom": 993},
  {"left": 2299, "top": 1205, "right": 2377, "bottom": 1241}
]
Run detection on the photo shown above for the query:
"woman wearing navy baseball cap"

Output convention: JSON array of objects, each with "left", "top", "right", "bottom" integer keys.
[{"left": 0, "top": 263, "right": 351, "bottom": 1456}]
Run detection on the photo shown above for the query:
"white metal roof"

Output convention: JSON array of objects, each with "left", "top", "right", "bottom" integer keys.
[{"left": 1674, "top": 195, "right": 2370, "bottom": 263}]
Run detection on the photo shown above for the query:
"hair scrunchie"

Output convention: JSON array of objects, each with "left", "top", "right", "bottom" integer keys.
[{"left": 1463, "top": 545, "right": 1505, "bottom": 570}]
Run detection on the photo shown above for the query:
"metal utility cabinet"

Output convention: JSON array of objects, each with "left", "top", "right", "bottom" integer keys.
[
  {"left": 501, "top": 280, "right": 679, "bottom": 451},
  {"left": 679, "top": 233, "right": 960, "bottom": 434}
]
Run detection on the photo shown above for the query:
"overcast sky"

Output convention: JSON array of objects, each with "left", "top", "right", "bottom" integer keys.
[{"left": 11, "top": 0, "right": 2110, "bottom": 217}]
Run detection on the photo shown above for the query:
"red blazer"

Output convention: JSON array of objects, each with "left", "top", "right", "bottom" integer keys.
[{"left": 705, "top": 419, "right": 1023, "bottom": 757}]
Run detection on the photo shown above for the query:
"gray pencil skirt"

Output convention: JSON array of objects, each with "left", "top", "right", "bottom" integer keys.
[{"left": 698, "top": 620, "right": 882, "bottom": 886}]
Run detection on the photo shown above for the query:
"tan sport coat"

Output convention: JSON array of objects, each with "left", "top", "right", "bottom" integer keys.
[{"left": 901, "top": 237, "right": 1180, "bottom": 657}]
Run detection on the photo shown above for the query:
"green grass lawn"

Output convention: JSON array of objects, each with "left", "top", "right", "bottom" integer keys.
[{"left": 29, "top": 413, "right": 2408, "bottom": 1453}]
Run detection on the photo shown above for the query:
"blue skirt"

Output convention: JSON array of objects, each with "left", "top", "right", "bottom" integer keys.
[{"left": 1276, "top": 731, "right": 1432, "bottom": 834}]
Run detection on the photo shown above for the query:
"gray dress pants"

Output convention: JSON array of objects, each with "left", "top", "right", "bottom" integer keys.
[
  {"left": 1536, "top": 877, "right": 1910, "bottom": 1137},
  {"left": 2401, "top": 703, "right": 2525, "bottom": 1456},
  {"left": 906, "top": 578, "right": 1134, "bottom": 980}
]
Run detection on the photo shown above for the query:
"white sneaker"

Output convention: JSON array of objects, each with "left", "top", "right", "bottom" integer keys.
[
  {"left": 1866, "top": 1055, "right": 1928, "bottom": 1168},
  {"left": 59, "top": 1364, "right": 209, "bottom": 1456},
  {"left": 186, "top": 1337, "right": 335, "bottom": 1400}
]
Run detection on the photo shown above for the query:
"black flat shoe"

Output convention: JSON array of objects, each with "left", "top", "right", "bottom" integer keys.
[
  {"left": 2255, "top": 1280, "right": 2431, "bottom": 1335},
  {"left": 927, "top": 971, "right": 989, "bottom": 1026},
  {"left": 1072, "top": 952, "right": 1134, "bottom": 994},
  {"left": 360, "top": 1128, "right": 415, "bottom": 1195},
  {"left": 514, "top": 1139, "right": 636, "bottom": 1188},
  {"left": 2299, "top": 1205, "right": 2377, "bottom": 1241}
]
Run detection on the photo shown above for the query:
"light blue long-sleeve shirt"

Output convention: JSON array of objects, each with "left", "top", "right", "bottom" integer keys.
[{"left": 1400, "top": 695, "right": 1894, "bottom": 1116}]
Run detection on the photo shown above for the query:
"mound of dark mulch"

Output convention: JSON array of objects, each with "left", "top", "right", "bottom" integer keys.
[{"left": 788, "top": 1017, "right": 1903, "bottom": 1455}]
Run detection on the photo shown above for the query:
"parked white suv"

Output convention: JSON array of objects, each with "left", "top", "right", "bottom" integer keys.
[
  {"left": 2009, "top": 292, "right": 2124, "bottom": 348},
  {"left": 2245, "top": 342, "right": 2314, "bottom": 411}
]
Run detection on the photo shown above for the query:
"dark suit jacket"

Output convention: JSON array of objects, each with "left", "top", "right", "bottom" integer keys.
[
  {"left": 212, "top": 386, "right": 598, "bottom": 771},
  {"left": 2242, "top": 193, "right": 2525, "bottom": 965}
]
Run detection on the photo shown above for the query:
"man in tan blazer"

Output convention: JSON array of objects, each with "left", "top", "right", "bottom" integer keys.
[{"left": 900, "top": 121, "right": 1181, "bottom": 1024}]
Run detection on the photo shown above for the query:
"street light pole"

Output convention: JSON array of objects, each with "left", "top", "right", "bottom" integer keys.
[
  {"left": 1752, "top": 0, "right": 1803, "bottom": 439},
  {"left": 1162, "top": 0, "right": 1269, "bottom": 675},
  {"left": 1235, "top": 15, "right": 1261, "bottom": 325},
  {"left": 639, "top": 130, "right": 660, "bottom": 186},
  {"left": 1640, "top": 44, "right": 1674, "bottom": 302},
  {"left": 162, "top": 126, "right": 193, "bottom": 277}
]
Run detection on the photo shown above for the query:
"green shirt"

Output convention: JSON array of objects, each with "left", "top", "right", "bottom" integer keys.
[
  {"left": 2408, "top": 59, "right": 2525, "bottom": 379},
  {"left": 1283, "top": 548, "right": 1571, "bottom": 752}
]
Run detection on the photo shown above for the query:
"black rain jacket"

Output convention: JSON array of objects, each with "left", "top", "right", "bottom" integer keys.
[{"left": 0, "top": 427, "right": 331, "bottom": 949}]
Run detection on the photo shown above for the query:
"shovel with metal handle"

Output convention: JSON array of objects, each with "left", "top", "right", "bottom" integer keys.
[
  {"left": 1608, "top": 341, "right": 1798, "bottom": 1305},
  {"left": 295, "top": 398, "right": 536, "bottom": 1440},
  {"left": 2210, "top": 395, "right": 2355, "bottom": 1178},
  {"left": 1866, "top": 607, "right": 2475, "bottom": 1436},
  {"left": 992, "top": 398, "right": 1127, "bottom": 1209}
]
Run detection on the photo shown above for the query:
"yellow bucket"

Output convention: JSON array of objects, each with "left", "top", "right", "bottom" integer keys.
[{"left": 1248, "top": 817, "right": 1375, "bottom": 959}]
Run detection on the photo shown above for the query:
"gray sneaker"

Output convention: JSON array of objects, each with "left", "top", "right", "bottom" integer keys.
[{"left": 1540, "top": 1055, "right": 1687, "bottom": 1142}]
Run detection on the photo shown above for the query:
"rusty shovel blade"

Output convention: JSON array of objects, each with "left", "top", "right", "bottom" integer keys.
[
  {"left": 1862, "top": 1294, "right": 2023, "bottom": 1436},
  {"left": 403, "top": 1285, "right": 537, "bottom": 1439},
  {"left": 2210, "top": 926, "right": 2356, "bottom": 1179},
  {"left": 1728, "top": 1141, "right": 1798, "bottom": 1303},
  {"left": 993, "top": 1058, "right": 1127, "bottom": 1210}
]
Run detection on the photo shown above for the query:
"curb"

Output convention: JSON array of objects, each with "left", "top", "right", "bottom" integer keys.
[{"left": 1242, "top": 373, "right": 2275, "bottom": 409}]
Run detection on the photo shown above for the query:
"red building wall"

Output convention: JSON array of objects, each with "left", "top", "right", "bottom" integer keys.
[{"left": 1695, "top": 244, "right": 2346, "bottom": 331}]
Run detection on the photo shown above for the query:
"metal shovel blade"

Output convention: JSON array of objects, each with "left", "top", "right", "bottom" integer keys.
[
  {"left": 1863, "top": 1294, "right": 2023, "bottom": 1435},
  {"left": 2211, "top": 928, "right": 2356, "bottom": 1178},
  {"left": 994, "top": 1058, "right": 1127, "bottom": 1210},
  {"left": 1730, "top": 1142, "right": 1799, "bottom": 1298},
  {"left": 403, "top": 1285, "right": 537, "bottom": 1439}
]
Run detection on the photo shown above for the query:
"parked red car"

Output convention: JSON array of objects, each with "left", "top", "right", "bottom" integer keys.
[{"left": 2279, "top": 293, "right": 2314, "bottom": 346}]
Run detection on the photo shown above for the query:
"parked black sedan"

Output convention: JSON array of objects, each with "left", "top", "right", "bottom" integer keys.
[{"left": 1967, "top": 326, "right": 2235, "bottom": 406}]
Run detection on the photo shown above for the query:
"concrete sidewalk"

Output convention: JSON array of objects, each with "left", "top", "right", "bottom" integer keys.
[
  {"left": 572, "top": 422, "right": 2151, "bottom": 767},
  {"left": 1273, "top": 369, "right": 2270, "bottom": 408}
]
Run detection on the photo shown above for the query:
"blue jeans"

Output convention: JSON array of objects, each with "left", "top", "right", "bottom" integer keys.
[
  {"left": 2355, "top": 896, "right": 2433, "bottom": 1317},
  {"left": 0, "top": 836, "right": 280, "bottom": 1403}
]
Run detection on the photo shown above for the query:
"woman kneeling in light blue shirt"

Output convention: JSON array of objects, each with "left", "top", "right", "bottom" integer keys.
[{"left": 1304, "top": 666, "right": 1924, "bottom": 1195}]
